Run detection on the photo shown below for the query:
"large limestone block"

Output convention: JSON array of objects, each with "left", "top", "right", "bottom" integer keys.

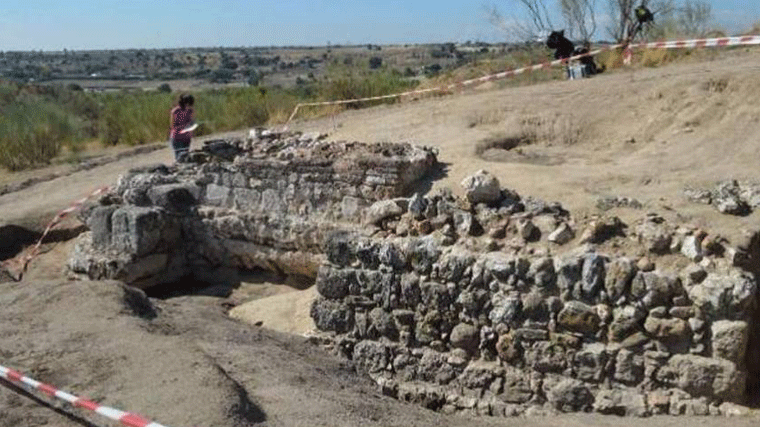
[{"left": 110, "top": 206, "right": 174, "bottom": 257}]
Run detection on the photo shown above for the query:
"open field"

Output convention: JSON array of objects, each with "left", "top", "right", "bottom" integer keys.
[{"left": 2, "top": 45, "right": 760, "bottom": 426}]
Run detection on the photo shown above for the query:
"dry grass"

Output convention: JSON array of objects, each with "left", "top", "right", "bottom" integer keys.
[
  {"left": 474, "top": 112, "right": 586, "bottom": 157},
  {"left": 467, "top": 107, "right": 509, "bottom": 128},
  {"left": 519, "top": 113, "right": 586, "bottom": 146}
]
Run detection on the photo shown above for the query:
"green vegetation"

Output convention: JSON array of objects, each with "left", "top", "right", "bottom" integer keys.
[{"left": 0, "top": 66, "right": 416, "bottom": 171}]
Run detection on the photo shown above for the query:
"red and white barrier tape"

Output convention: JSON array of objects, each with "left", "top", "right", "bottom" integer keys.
[
  {"left": 0, "top": 364, "right": 169, "bottom": 427},
  {"left": 1, "top": 186, "right": 109, "bottom": 281},
  {"left": 285, "top": 35, "right": 760, "bottom": 124}
]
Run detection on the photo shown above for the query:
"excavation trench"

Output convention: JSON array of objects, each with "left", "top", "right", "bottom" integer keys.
[
  {"left": 66, "top": 133, "right": 760, "bottom": 415},
  {"left": 0, "top": 224, "right": 88, "bottom": 261}
]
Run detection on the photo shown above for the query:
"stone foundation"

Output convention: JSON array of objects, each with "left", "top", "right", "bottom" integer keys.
[{"left": 68, "top": 132, "right": 437, "bottom": 288}]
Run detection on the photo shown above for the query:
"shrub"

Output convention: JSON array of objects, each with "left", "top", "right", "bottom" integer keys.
[
  {"left": 157, "top": 83, "right": 172, "bottom": 93},
  {"left": 369, "top": 57, "right": 383, "bottom": 69},
  {"left": 0, "top": 101, "right": 74, "bottom": 170}
]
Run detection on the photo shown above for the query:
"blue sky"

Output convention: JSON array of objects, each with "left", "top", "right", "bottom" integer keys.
[{"left": 0, "top": 0, "right": 755, "bottom": 51}]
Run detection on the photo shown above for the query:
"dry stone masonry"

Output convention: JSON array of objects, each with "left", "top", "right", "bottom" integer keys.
[
  {"left": 68, "top": 131, "right": 436, "bottom": 288},
  {"left": 309, "top": 170, "right": 759, "bottom": 417},
  {"left": 68, "top": 133, "right": 759, "bottom": 417}
]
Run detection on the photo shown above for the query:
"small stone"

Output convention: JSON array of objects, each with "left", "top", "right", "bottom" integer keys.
[
  {"left": 649, "top": 306, "right": 668, "bottom": 318},
  {"left": 365, "top": 200, "right": 404, "bottom": 225},
  {"left": 449, "top": 323, "right": 480, "bottom": 355},
  {"left": 488, "top": 219, "right": 508, "bottom": 239},
  {"left": 681, "top": 235, "right": 704, "bottom": 261},
  {"left": 408, "top": 193, "right": 428, "bottom": 220},
  {"left": 614, "top": 348, "right": 645, "bottom": 384},
  {"left": 688, "top": 318, "right": 705, "bottom": 332},
  {"left": 447, "top": 348, "right": 470, "bottom": 367},
  {"left": 656, "top": 354, "right": 745, "bottom": 401},
  {"left": 417, "top": 220, "right": 433, "bottom": 235},
  {"left": 605, "top": 257, "right": 636, "bottom": 303},
  {"left": 669, "top": 306, "right": 695, "bottom": 319},
  {"left": 719, "top": 402, "right": 752, "bottom": 417},
  {"left": 453, "top": 211, "right": 479, "bottom": 236},
  {"left": 593, "top": 389, "right": 649, "bottom": 417},
  {"left": 637, "top": 257, "right": 655, "bottom": 272},
  {"left": 548, "top": 223, "right": 575, "bottom": 244},
  {"left": 672, "top": 295, "right": 690, "bottom": 306},
  {"left": 647, "top": 391, "right": 671, "bottom": 415},
  {"left": 579, "top": 217, "right": 624, "bottom": 244},
  {"left": 517, "top": 219, "right": 540, "bottom": 242},
  {"left": 682, "top": 264, "right": 707, "bottom": 285},
  {"left": 557, "top": 301, "right": 600, "bottom": 334},
  {"left": 644, "top": 316, "right": 691, "bottom": 342},
  {"left": 636, "top": 220, "right": 672, "bottom": 253},
  {"left": 547, "top": 379, "right": 594, "bottom": 412}
]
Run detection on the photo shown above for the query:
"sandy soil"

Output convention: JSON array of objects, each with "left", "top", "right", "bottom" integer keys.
[
  {"left": 295, "top": 48, "right": 760, "bottom": 245},
  {"left": 3, "top": 49, "right": 760, "bottom": 426},
  {"left": 2, "top": 279, "right": 758, "bottom": 427}
]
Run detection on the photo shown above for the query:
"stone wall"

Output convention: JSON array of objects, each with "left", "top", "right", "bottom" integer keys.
[
  {"left": 309, "top": 171, "right": 759, "bottom": 417},
  {"left": 67, "top": 131, "right": 759, "bottom": 416},
  {"left": 69, "top": 132, "right": 437, "bottom": 288}
]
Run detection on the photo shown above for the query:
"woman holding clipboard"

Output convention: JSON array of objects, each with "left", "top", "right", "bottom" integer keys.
[{"left": 169, "top": 94, "right": 197, "bottom": 162}]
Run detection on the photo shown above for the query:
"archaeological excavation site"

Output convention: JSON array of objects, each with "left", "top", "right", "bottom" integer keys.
[
  {"left": 60, "top": 129, "right": 759, "bottom": 419},
  {"left": 6, "top": 50, "right": 760, "bottom": 427}
]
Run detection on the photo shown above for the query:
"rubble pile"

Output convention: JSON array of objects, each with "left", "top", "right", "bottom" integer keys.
[{"left": 684, "top": 180, "right": 760, "bottom": 216}]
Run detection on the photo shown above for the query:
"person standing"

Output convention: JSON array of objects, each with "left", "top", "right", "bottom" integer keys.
[{"left": 169, "top": 94, "right": 195, "bottom": 162}]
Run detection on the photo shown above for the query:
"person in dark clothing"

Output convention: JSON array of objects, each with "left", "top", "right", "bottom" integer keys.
[
  {"left": 169, "top": 94, "right": 195, "bottom": 162},
  {"left": 546, "top": 30, "right": 601, "bottom": 79},
  {"left": 546, "top": 30, "right": 575, "bottom": 60}
]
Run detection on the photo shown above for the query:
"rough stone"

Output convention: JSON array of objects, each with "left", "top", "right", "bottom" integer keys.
[
  {"left": 353, "top": 340, "right": 390, "bottom": 374},
  {"left": 557, "top": 301, "right": 600, "bottom": 334},
  {"left": 681, "top": 235, "right": 704, "bottom": 261},
  {"left": 408, "top": 193, "right": 428, "bottom": 220},
  {"left": 636, "top": 220, "right": 672, "bottom": 254},
  {"left": 593, "top": 389, "right": 649, "bottom": 417},
  {"left": 461, "top": 170, "right": 503, "bottom": 205},
  {"left": 656, "top": 354, "right": 745, "bottom": 401},
  {"left": 644, "top": 316, "right": 691, "bottom": 345},
  {"left": 546, "top": 379, "right": 594, "bottom": 412},
  {"left": 710, "top": 321, "right": 749, "bottom": 365},
  {"left": 450, "top": 323, "right": 480, "bottom": 355},
  {"left": 310, "top": 297, "right": 353, "bottom": 333},
  {"left": 574, "top": 344, "right": 608, "bottom": 382},
  {"left": 614, "top": 348, "right": 645, "bottom": 385},
  {"left": 365, "top": 200, "right": 405, "bottom": 225},
  {"left": 688, "top": 272, "right": 756, "bottom": 320},
  {"left": 605, "top": 257, "right": 636, "bottom": 303},
  {"left": 548, "top": 223, "right": 575, "bottom": 244}
]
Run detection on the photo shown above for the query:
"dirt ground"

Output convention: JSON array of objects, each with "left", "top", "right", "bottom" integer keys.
[{"left": 3, "top": 48, "right": 760, "bottom": 426}]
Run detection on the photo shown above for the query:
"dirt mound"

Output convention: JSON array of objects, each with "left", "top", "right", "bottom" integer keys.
[{"left": 0, "top": 279, "right": 477, "bottom": 427}]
